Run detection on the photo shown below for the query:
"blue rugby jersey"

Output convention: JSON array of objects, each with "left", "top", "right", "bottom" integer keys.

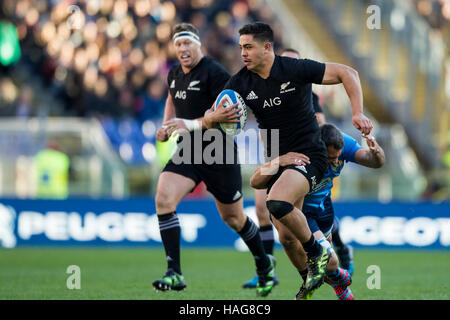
[{"left": 303, "top": 133, "right": 363, "bottom": 212}]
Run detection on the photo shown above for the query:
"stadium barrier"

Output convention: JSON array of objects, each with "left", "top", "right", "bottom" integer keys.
[{"left": 0, "top": 199, "right": 448, "bottom": 249}]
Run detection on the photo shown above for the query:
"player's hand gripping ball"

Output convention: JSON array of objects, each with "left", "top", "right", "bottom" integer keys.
[{"left": 214, "top": 89, "right": 247, "bottom": 136}]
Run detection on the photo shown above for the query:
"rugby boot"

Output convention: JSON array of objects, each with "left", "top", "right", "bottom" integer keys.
[
  {"left": 296, "top": 282, "right": 315, "bottom": 300},
  {"left": 256, "top": 254, "right": 276, "bottom": 297},
  {"left": 153, "top": 269, "right": 186, "bottom": 291},
  {"left": 304, "top": 246, "right": 330, "bottom": 291},
  {"left": 243, "top": 274, "right": 279, "bottom": 289}
]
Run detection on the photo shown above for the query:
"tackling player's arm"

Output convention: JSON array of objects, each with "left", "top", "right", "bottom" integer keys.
[
  {"left": 321, "top": 63, "right": 373, "bottom": 135},
  {"left": 250, "top": 152, "right": 311, "bottom": 189},
  {"left": 354, "top": 134, "right": 385, "bottom": 168}
]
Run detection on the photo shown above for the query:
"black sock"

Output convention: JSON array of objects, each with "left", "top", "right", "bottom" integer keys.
[
  {"left": 331, "top": 223, "right": 344, "bottom": 248},
  {"left": 301, "top": 235, "right": 322, "bottom": 258},
  {"left": 238, "top": 217, "right": 270, "bottom": 272},
  {"left": 158, "top": 212, "right": 181, "bottom": 274},
  {"left": 259, "top": 224, "right": 274, "bottom": 255},
  {"left": 299, "top": 269, "right": 308, "bottom": 282}
]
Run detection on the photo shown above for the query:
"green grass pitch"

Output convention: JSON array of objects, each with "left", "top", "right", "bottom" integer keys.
[{"left": 0, "top": 248, "right": 448, "bottom": 300}]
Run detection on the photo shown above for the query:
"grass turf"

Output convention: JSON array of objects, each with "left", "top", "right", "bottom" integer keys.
[{"left": 0, "top": 248, "right": 448, "bottom": 300}]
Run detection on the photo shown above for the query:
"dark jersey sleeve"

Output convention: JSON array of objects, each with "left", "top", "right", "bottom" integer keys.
[
  {"left": 167, "top": 68, "right": 173, "bottom": 87},
  {"left": 208, "top": 61, "right": 230, "bottom": 99},
  {"left": 312, "top": 92, "right": 323, "bottom": 113},
  {"left": 222, "top": 75, "right": 240, "bottom": 92},
  {"left": 292, "top": 59, "right": 326, "bottom": 84}
]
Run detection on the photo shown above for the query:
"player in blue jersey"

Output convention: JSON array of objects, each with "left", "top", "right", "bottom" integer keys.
[{"left": 250, "top": 123, "right": 385, "bottom": 300}]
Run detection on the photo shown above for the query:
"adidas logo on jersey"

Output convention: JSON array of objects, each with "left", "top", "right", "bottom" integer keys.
[
  {"left": 187, "top": 80, "right": 200, "bottom": 91},
  {"left": 170, "top": 80, "right": 175, "bottom": 88},
  {"left": 232, "top": 191, "right": 242, "bottom": 201},
  {"left": 246, "top": 91, "right": 258, "bottom": 100}
]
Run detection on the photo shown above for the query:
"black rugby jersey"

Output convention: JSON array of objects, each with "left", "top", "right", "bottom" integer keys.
[
  {"left": 167, "top": 56, "right": 238, "bottom": 164},
  {"left": 168, "top": 56, "right": 230, "bottom": 119},
  {"left": 312, "top": 92, "right": 323, "bottom": 114},
  {"left": 224, "top": 55, "right": 327, "bottom": 158}
]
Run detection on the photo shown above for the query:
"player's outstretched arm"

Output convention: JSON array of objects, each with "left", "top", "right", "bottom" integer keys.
[
  {"left": 250, "top": 152, "right": 311, "bottom": 189},
  {"left": 354, "top": 134, "right": 385, "bottom": 168},
  {"left": 321, "top": 63, "right": 373, "bottom": 135}
]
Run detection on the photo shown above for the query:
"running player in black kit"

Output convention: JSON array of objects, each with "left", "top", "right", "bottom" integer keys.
[
  {"left": 242, "top": 47, "right": 326, "bottom": 289},
  {"left": 204, "top": 22, "right": 373, "bottom": 295},
  {"left": 152, "top": 23, "right": 275, "bottom": 297}
]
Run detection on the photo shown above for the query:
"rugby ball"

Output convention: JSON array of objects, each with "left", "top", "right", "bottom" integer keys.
[{"left": 214, "top": 89, "right": 247, "bottom": 136}]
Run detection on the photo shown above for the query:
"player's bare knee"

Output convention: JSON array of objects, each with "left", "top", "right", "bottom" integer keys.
[
  {"left": 266, "top": 200, "right": 293, "bottom": 220},
  {"left": 155, "top": 191, "right": 176, "bottom": 213},
  {"left": 220, "top": 213, "right": 241, "bottom": 231}
]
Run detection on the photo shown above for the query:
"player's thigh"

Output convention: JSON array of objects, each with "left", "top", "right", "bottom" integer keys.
[
  {"left": 267, "top": 169, "right": 309, "bottom": 203},
  {"left": 254, "top": 188, "right": 271, "bottom": 225},
  {"left": 156, "top": 171, "right": 196, "bottom": 208}
]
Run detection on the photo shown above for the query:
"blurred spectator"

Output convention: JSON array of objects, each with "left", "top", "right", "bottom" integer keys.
[
  {"left": 15, "top": 85, "right": 33, "bottom": 118},
  {"left": 414, "top": 0, "right": 450, "bottom": 29},
  {"left": 34, "top": 139, "right": 70, "bottom": 199},
  {"left": 135, "top": 78, "right": 166, "bottom": 121}
]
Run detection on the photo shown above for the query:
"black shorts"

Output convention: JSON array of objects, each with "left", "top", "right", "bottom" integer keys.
[
  {"left": 162, "top": 160, "right": 242, "bottom": 204},
  {"left": 266, "top": 150, "right": 328, "bottom": 194}
]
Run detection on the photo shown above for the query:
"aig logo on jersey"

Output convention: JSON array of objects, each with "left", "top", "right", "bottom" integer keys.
[
  {"left": 280, "top": 81, "right": 295, "bottom": 94},
  {"left": 263, "top": 97, "right": 281, "bottom": 108},
  {"left": 175, "top": 90, "right": 187, "bottom": 100}
]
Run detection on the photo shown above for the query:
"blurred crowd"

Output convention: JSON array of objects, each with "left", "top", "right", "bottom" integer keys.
[
  {"left": 414, "top": 0, "right": 450, "bottom": 29},
  {"left": 0, "top": 0, "right": 283, "bottom": 122}
]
